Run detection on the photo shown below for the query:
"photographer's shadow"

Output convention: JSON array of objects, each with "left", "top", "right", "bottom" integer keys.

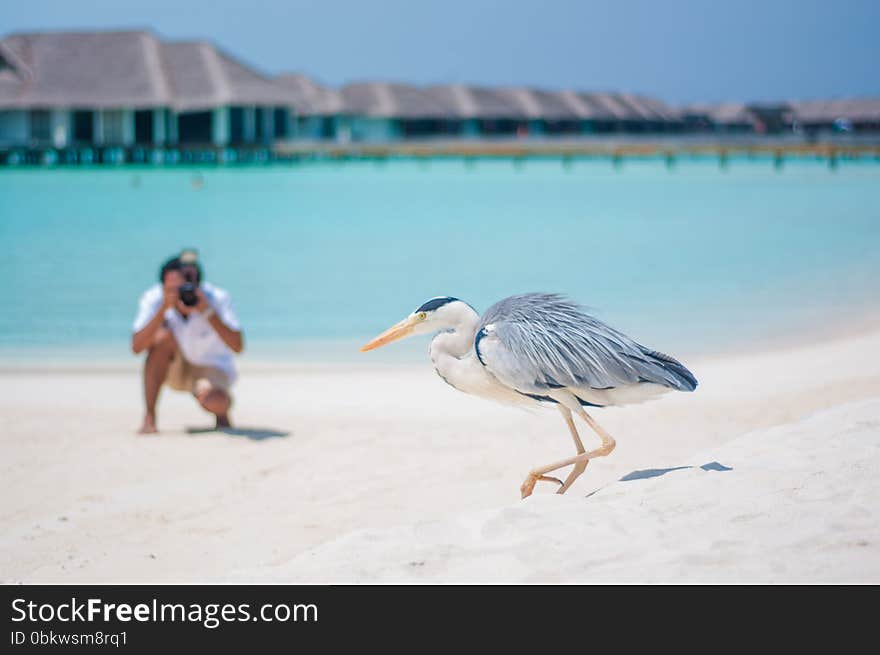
[{"left": 186, "top": 426, "right": 290, "bottom": 441}]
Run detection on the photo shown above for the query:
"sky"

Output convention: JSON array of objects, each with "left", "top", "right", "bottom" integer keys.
[{"left": 4, "top": 0, "right": 879, "bottom": 104}]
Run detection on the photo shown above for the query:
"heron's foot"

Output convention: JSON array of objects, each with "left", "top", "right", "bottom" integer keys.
[
  {"left": 520, "top": 473, "right": 564, "bottom": 499},
  {"left": 556, "top": 459, "right": 590, "bottom": 495}
]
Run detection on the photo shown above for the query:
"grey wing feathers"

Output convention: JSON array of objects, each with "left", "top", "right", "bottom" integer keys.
[
  {"left": 637, "top": 349, "right": 698, "bottom": 391},
  {"left": 476, "top": 293, "right": 697, "bottom": 394}
]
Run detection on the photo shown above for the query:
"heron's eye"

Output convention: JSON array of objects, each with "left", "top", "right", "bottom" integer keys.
[{"left": 418, "top": 312, "right": 427, "bottom": 320}]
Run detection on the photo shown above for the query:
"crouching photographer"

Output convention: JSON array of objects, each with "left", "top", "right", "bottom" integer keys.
[{"left": 131, "top": 250, "right": 244, "bottom": 434}]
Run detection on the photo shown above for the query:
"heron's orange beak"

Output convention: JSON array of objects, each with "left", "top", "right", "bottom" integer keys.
[{"left": 360, "top": 316, "right": 417, "bottom": 352}]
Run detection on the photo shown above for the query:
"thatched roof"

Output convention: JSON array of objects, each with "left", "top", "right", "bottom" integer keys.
[
  {"left": 578, "top": 93, "right": 634, "bottom": 120},
  {"left": 421, "top": 84, "right": 521, "bottom": 119},
  {"left": 684, "top": 102, "right": 755, "bottom": 125},
  {"left": 620, "top": 94, "right": 681, "bottom": 121},
  {"left": 341, "top": 82, "right": 454, "bottom": 119},
  {"left": 419, "top": 87, "right": 682, "bottom": 123},
  {"left": 0, "top": 30, "right": 291, "bottom": 111},
  {"left": 0, "top": 31, "right": 170, "bottom": 109},
  {"left": 576, "top": 93, "right": 681, "bottom": 121},
  {"left": 275, "top": 74, "right": 344, "bottom": 115},
  {"left": 788, "top": 98, "right": 880, "bottom": 124},
  {"left": 493, "top": 87, "right": 579, "bottom": 120},
  {"left": 555, "top": 91, "right": 612, "bottom": 119},
  {"left": 0, "top": 41, "right": 34, "bottom": 105},
  {"left": 558, "top": 92, "right": 626, "bottom": 120},
  {"left": 163, "top": 41, "right": 291, "bottom": 111}
]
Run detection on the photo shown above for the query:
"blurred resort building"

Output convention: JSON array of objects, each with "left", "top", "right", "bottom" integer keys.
[
  {"left": 0, "top": 31, "right": 291, "bottom": 153},
  {"left": 1, "top": 30, "right": 879, "bottom": 163}
]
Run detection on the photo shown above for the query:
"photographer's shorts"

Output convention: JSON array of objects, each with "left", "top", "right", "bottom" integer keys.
[{"left": 165, "top": 354, "right": 231, "bottom": 397}]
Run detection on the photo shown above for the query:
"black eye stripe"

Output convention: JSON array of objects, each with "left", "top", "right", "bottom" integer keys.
[{"left": 415, "top": 297, "right": 459, "bottom": 313}]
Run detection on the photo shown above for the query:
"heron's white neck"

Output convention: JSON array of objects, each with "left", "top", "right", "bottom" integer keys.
[
  {"left": 424, "top": 301, "right": 532, "bottom": 406},
  {"left": 428, "top": 303, "right": 481, "bottom": 361}
]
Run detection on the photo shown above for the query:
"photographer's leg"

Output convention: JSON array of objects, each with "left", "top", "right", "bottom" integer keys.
[
  {"left": 194, "top": 371, "right": 232, "bottom": 429},
  {"left": 196, "top": 389, "right": 231, "bottom": 428},
  {"left": 139, "top": 328, "right": 177, "bottom": 434}
]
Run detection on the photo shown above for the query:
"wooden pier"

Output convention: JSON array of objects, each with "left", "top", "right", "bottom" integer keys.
[
  {"left": 276, "top": 139, "right": 880, "bottom": 162},
  {"left": 1, "top": 139, "right": 879, "bottom": 168}
]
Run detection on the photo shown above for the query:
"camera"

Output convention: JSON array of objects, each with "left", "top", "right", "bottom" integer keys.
[{"left": 179, "top": 282, "right": 198, "bottom": 307}]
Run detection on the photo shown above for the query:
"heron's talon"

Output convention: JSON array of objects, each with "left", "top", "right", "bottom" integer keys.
[
  {"left": 520, "top": 474, "right": 538, "bottom": 499},
  {"left": 520, "top": 473, "right": 564, "bottom": 498}
]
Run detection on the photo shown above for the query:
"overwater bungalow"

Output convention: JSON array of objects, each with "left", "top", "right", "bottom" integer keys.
[
  {"left": 744, "top": 103, "right": 796, "bottom": 134},
  {"left": 622, "top": 94, "right": 683, "bottom": 132},
  {"left": 493, "top": 88, "right": 581, "bottom": 136},
  {"left": 275, "top": 74, "right": 346, "bottom": 140},
  {"left": 788, "top": 98, "right": 880, "bottom": 134},
  {"left": 339, "top": 82, "right": 458, "bottom": 141},
  {"left": 554, "top": 92, "right": 619, "bottom": 133},
  {"left": 0, "top": 30, "right": 291, "bottom": 154},
  {"left": 682, "top": 103, "right": 757, "bottom": 132},
  {"left": 421, "top": 84, "right": 524, "bottom": 138},
  {"left": 587, "top": 93, "right": 682, "bottom": 133},
  {"left": 429, "top": 88, "right": 683, "bottom": 138},
  {"left": 683, "top": 99, "right": 880, "bottom": 136}
]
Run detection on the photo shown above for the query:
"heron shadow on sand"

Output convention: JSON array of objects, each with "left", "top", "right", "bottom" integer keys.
[
  {"left": 619, "top": 461, "right": 733, "bottom": 482},
  {"left": 185, "top": 426, "right": 290, "bottom": 441}
]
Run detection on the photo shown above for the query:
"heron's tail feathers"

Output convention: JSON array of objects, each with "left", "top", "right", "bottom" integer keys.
[{"left": 640, "top": 348, "right": 698, "bottom": 391}]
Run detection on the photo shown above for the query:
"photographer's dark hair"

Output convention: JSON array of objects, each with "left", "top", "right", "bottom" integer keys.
[
  {"left": 159, "top": 255, "right": 203, "bottom": 284},
  {"left": 159, "top": 256, "right": 182, "bottom": 283}
]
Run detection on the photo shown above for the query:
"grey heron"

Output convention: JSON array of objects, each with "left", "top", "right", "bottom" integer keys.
[{"left": 361, "top": 293, "right": 698, "bottom": 498}]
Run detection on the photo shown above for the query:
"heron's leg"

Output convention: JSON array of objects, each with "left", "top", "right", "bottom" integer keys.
[
  {"left": 556, "top": 406, "right": 588, "bottom": 495},
  {"left": 524, "top": 406, "right": 579, "bottom": 492},
  {"left": 520, "top": 408, "right": 616, "bottom": 499},
  {"left": 574, "top": 406, "right": 616, "bottom": 459}
]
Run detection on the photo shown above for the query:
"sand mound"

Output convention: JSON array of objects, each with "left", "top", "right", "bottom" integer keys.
[{"left": 244, "top": 400, "right": 880, "bottom": 583}]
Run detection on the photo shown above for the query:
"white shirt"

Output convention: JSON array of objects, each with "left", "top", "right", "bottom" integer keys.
[{"left": 132, "top": 282, "right": 241, "bottom": 383}]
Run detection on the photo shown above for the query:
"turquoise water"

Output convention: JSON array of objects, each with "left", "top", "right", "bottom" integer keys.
[{"left": 1, "top": 157, "right": 878, "bottom": 361}]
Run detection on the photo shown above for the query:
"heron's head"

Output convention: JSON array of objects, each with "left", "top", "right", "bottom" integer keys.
[{"left": 360, "top": 296, "right": 470, "bottom": 352}]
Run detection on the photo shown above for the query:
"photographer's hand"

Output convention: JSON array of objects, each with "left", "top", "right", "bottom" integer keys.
[
  {"left": 175, "top": 300, "right": 195, "bottom": 315},
  {"left": 193, "top": 288, "right": 211, "bottom": 313},
  {"left": 132, "top": 272, "right": 183, "bottom": 354},
  {"left": 176, "top": 287, "right": 207, "bottom": 316},
  {"left": 162, "top": 283, "right": 180, "bottom": 311}
]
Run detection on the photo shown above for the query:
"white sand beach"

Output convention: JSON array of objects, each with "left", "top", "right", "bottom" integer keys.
[{"left": 1, "top": 327, "right": 879, "bottom": 583}]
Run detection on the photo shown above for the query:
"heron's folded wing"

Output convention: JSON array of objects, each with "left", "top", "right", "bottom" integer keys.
[{"left": 475, "top": 293, "right": 694, "bottom": 394}]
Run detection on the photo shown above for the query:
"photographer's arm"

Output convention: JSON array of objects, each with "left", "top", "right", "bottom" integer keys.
[
  {"left": 131, "top": 308, "right": 167, "bottom": 354},
  {"left": 205, "top": 312, "right": 244, "bottom": 354},
  {"left": 192, "top": 289, "right": 244, "bottom": 354},
  {"left": 131, "top": 286, "right": 177, "bottom": 354}
]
